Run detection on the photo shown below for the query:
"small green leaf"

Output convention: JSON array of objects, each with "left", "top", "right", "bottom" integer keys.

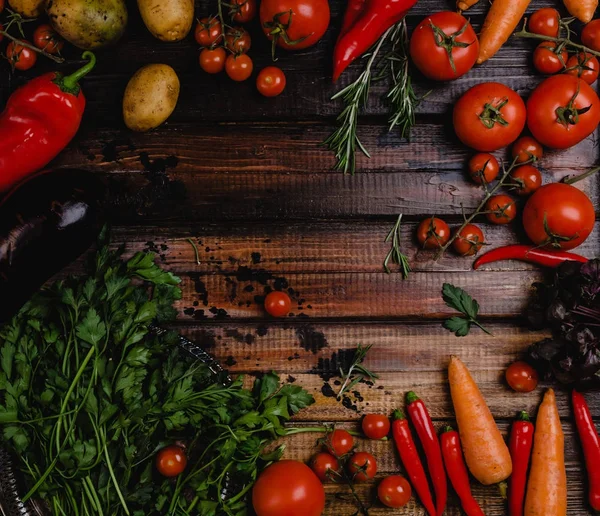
[
  {"left": 76, "top": 308, "right": 107, "bottom": 347},
  {"left": 278, "top": 385, "right": 315, "bottom": 414},
  {"left": 1, "top": 342, "right": 15, "bottom": 380},
  {"left": 443, "top": 316, "right": 471, "bottom": 337},
  {"left": 254, "top": 372, "right": 280, "bottom": 404}
]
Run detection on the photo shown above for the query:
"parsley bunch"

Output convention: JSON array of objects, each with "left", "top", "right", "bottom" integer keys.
[{"left": 0, "top": 238, "right": 314, "bottom": 515}]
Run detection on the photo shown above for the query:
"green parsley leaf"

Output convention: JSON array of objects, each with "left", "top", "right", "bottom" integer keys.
[
  {"left": 76, "top": 308, "right": 107, "bottom": 347},
  {"left": 254, "top": 372, "right": 280, "bottom": 404},
  {"left": 441, "top": 283, "right": 492, "bottom": 337},
  {"left": 278, "top": 384, "right": 315, "bottom": 414}
]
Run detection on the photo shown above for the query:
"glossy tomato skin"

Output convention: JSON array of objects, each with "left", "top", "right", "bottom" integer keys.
[
  {"left": 505, "top": 361, "right": 538, "bottom": 393},
  {"left": 225, "top": 27, "right": 251, "bottom": 54},
  {"left": 260, "top": 0, "right": 330, "bottom": 50},
  {"left": 310, "top": 452, "right": 340, "bottom": 482},
  {"left": 378, "top": 475, "right": 412, "bottom": 508},
  {"left": 156, "top": 445, "right": 187, "bottom": 477},
  {"left": 522, "top": 183, "right": 595, "bottom": 250},
  {"left": 410, "top": 12, "right": 479, "bottom": 81},
  {"left": 33, "top": 24, "right": 64, "bottom": 54},
  {"left": 264, "top": 290, "right": 291, "bottom": 317},
  {"left": 566, "top": 52, "right": 600, "bottom": 84},
  {"left": 511, "top": 136, "right": 543, "bottom": 163},
  {"left": 454, "top": 82, "right": 526, "bottom": 151},
  {"left": 452, "top": 224, "right": 485, "bottom": 256},
  {"left": 468, "top": 153, "right": 500, "bottom": 184},
  {"left": 257, "top": 66, "right": 286, "bottom": 97},
  {"left": 528, "top": 8, "right": 560, "bottom": 38},
  {"left": 226, "top": 54, "right": 253, "bottom": 81},
  {"left": 6, "top": 42, "right": 37, "bottom": 71},
  {"left": 416, "top": 217, "right": 451, "bottom": 249},
  {"left": 195, "top": 17, "right": 222, "bottom": 47},
  {"left": 231, "top": 0, "right": 256, "bottom": 23},
  {"left": 348, "top": 452, "right": 377, "bottom": 481},
  {"left": 533, "top": 41, "right": 567, "bottom": 75},
  {"left": 199, "top": 47, "right": 227, "bottom": 74},
  {"left": 582, "top": 19, "right": 600, "bottom": 52},
  {"left": 362, "top": 414, "right": 391, "bottom": 439},
  {"left": 527, "top": 75, "right": 600, "bottom": 149},
  {"left": 326, "top": 429, "right": 354, "bottom": 456},
  {"left": 510, "top": 165, "right": 542, "bottom": 196},
  {"left": 253, "top": 460, "right": 326, "bottom": 516},
  {"left": 485, "top": 194, "right": 516, "bottom": 224}
]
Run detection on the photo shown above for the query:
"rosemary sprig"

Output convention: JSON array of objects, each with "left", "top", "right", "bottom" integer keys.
[
  {"left": 383, "top": 214, "right": 411, "bottom": 278},
  {"left": 337, "top": 344, "right": 378, "bottom": 400}
]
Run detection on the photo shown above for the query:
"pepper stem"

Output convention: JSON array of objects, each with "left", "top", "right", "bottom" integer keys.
[
  {"left": 392, "top": 409, "right": 406, "bottom": 420},
  {"left": 442, "top": 425, "right": 454, "bottom": 433},
  {"left": 516, "top": 410, "right": 530, "bottom": 422},
  {"left": 57, "top": 52, "right": 96, "bottom": 94},
  {"left": 406, "top": 391, "right": 419, "bottom": 404}
]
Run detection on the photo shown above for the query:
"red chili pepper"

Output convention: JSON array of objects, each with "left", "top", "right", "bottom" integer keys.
[
  {"left": 406, "top": 392, "right": 447, "bottom": 516},
  {"left": 332, "top": 0, "right": 418, "bottom": 82},
  {"left": 473, "top": 244, "right": 588, "bottom": 270},
  {"left": 440, "top": 427, "right": 484, "bottom": 516},
  {"left": 392, "top": 409, "right": 436, "bottom": 516},
  {"left": 0, "top": 52, "right": 96, "bottom": 192},
  {"left": 508, "top": 411, "right": 534, "bottom": 516},
  {"left": 573, "top": 389, "right": 600, "bottom": 511}
]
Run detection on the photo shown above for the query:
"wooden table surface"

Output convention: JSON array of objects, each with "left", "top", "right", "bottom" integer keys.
[{"left": 4, "top": 0, "right": 599, "bottom": 513}]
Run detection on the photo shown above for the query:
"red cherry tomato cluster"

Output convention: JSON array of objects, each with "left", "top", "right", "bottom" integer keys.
[{"left": 1, "top": 20, "right": 65, "bottom": 71}]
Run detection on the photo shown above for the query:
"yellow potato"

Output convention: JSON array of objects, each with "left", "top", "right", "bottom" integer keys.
[
  {"left": 8, "top": 0, "right": 45, "bottom": 18},
  {"left": 137, "top": 0, "right": 194, "bottom": 42},
  {"left": 123, "top": 64, "right": 180, "bottom": 132}
]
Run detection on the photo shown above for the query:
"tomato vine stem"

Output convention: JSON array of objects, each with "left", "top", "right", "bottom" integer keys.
[
  {"left": 0, "top": 29, "right": 64, "bottom": 63},
  {"left": 515, "top": 20, "right": 600, "bottom": 59}
]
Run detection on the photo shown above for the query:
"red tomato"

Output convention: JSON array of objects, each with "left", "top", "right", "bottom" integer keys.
[
  {"left": 33, "top": 24, "right": 64, "bottom": 54},
  {"left": 231, "top": 0, "right": 256, "bottom": 23},
  {"left": 225, "top": 27, "right": 251, "bottom": 54},
  {"left": 505, "top": 361, "right": 539, "bottom": 393},
  {"left": 582, "top": 19, "right": 600, "bottom": 52},
  {"left": 226, "top": 54, "right": 253, "bottom": 81},
  {"left": 377, "top": 475, "right": 412, "bottom": 508},
  {"left": 264, "top": 290, "right": 291, "bottom": 317},
  {"left": 199, "top": 47, "right": 227, "bottom": 74},
  {"left": 0, "top": 0, "right": 4, "bottom": 14},
  {"left": 195, "top": 17, "right": 222, "bottom": 47},
  {"left": 310, "top": 452, "right": 340, "bottom": 482},
  {"left": 527, "top": 75, "right": 600, "bottom": 149},
  {"left": 252, "top": 460, "right": 325, "bottom": 516},
  {"left": 453, "top": 82, "right": 526, "bottom": 151},
  {"left": 156, "top": 445, "right": 187, "bottom": 477},
  {"left": 410, "top": 12, "right": 479, "bottom": 81},
  {"left": 348, "top": 452, "right": 377, "bottom": 481},
  {"left": 325, "top": 429, "right": 354, "bottom": 456},
  {"left": 6, "top": 42, "right": 37, "bottom": 71},
  {"left": 511, "top": 136, "right": 543, "bottom": 164},
  {"left": 416, "top": 217, "right": 451, "bottom": 249},
  {"left": 257, "top": 66, "right": 286, "bottom": 97},
  {"left": 260, "top": 0, "right": 330, "bottom": 50},
  {"left": 565, "top": 52, "right": 600, "bottom": 85},
  {"left": 528, "top": 8, "right": 560, "bottom": 38},
  {"left": 362, "top": 414, "right": 391, "bottom": 440},
  {"left": 533, "top": 41, "right": 567, "bottom": 75},
  {"left": 485, "top": 194, "right": 516, "bottom": 225},
  {"left": 468, "top": 153, "right": 500, "bottom": 184},
  {"left": 522, "top": 183, "right": 595, "bottom": 250},
  {"left": 452, "top": 224, "right": 485, "bottom": 256},
  {"left": 510, "top": 165, "right": 542, "bottom": 196}
]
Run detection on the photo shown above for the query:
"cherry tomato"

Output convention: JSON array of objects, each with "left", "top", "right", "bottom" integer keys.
[
  {"left": 453, "top": 82, "right": 526, "bottom": 151},
  {"left": 485, "top": 194, "right": 516, "bottom": 225},
  {"left": 416, "top": 217, "right": 451, "bottom": 249},
  {"left": 377, "top": 475, "right": 412, "bottom": 508},
  {"left": 511, "top": 136, "right": 543, "bottom": 164},
  {"left": 260, "top": 0, "right": 330, "bottom": 50},
  {"left": 156, "top": 445, "right": 187, "bottom": 477},
  {"left": 505, "top": 361, "right": 539, "bottom": 393},
  {"left": 362, "top": 414, "right": 391, "bottom": 440},
  {"left": 533, "top": 41, "right": 568, "bottom": 75},
  {"left": 230, "top": 0, "right": 256, "bottom": 23},
  {"left": 253, "top": 460, "right": 325, "bottom": 516},
  {"left": 225, "top": 27, "right": 251, "bottom": 54},
  {"left": 33, "top": 24, "right": 64, "bottom": 54},
  {"left": 195, "top": 16, "right": 222, "bottom": 47},
  {"left": 257, "top": 66, "right": 286, "bottom": 97},
  {"left": 528, "top": 8, "right": 560, "bottom": 38},
  {"left": 565, "top": 52, "right": 600, "bottom": 85},
  {"left": 452, "top": 224, "right": 485, "bottom": 256},
  {"left": 510, "top": 165, "right": 542, "bottom": 196},
  {"left": 522, "top": 183, "right": 595, "bottom": 250},
  {"left": 325, "top": 429, "right": 354, "bottom": 457},
  {"left": 410, "top": 12, "right": 479, "bottom": 81},
  {"left": 310, "top": 452, "right": 340, "bottom": 482},
  {"left": 264, "top": 291, "right": 291, "bottom": 317},
  {"left": 348, "top": 452, "right": 377, "bottom": 482},
  {"left": 199, "top": 47, "right": 227, "bottom": 74},
  {"left": 468, "top": 153, "right": 500, "bottom": 184},
  {"left": 527, "top": 75, "right": 600, "bottom": 149},
  {"left": 6, "top": 42, "right": 37, "bottom": 71},
  {"left": 582, "top": 19, "right": 600, "bottom": 52},
  {"left": 226, "top": 54, "right": 253, "bottom": 81}
]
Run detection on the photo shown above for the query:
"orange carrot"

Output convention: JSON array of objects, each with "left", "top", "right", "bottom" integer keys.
[
  {"left": 524, "top": 389, "right": 567, "bottom": 516},
  {"left": 477, "top": 0, "right": 532, "bottom": 64},
  {"left": 457, "top": 0, "right": 480, "bottom": 11},
  {"left": 448, "top": 356, "right": 512, "bottom": 485},
  {"left": 563, "top": 0, "right": 598, "bottom": 23}
]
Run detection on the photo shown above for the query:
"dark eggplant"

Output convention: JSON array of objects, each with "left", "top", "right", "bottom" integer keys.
[{"left": 0, "top": 169, "right": 104, "bottom": 323}]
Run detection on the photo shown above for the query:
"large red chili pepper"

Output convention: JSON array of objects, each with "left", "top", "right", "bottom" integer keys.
[
  {"left": 332, "top": 0, "right": 418, "bottom": 82},
  {"left": 573, "top": 389, "right": 600, "bottom": 511},
  {"left": 440, "top": 427, "right": 484, "bottom": 516},
  {"left": 508, "top": 411, "right": 534, "bottom": 516},
  {"left": 406, "top": 392, "right": 447, "bottom": 516},
  {"left": 0, "top": 52, "right": 96, "bottom": 192},
  {"left": 392, "top": 409, "right": 436, "bottom": 516},
  {"left": 337, "top": 0, "right": 367, "bottom": 42},
  {"left": 473, "top": 244, "right": 588, "bottom": 270}
]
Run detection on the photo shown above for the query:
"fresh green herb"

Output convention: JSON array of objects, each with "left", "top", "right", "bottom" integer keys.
[
  {"left": 383, "top": 214, "right": 411, "bottom": 278},
  {"left": 186, "top": 237, "right": 201, "bottom": 265},
  {"left": 442, "top": 283, "right": 492, "bottom": 337},
  {"left": 337, "top": 344, "right": 378, "bottom": 399}
]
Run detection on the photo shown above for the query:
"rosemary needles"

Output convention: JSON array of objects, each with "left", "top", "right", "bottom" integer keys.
[{"left": 383, "top": 214, "right": 411, "bottom": 278}]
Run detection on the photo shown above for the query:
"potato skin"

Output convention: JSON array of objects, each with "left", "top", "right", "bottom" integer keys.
[
  {"left": 123, "top": 64, "right": 180, "bottom": 132},
  {"left": 137, "top": 0, "right": 194, "bottom": 42},
  {"left": 7, "top": 0, "right": 45, "bottom": 18}
]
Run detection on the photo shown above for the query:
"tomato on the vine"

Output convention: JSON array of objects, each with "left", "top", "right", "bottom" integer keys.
[
  {"left": 565, "top": 52, "right": 600, "bottom": 85},
  {"left": 416, "top": 217, "right": 450, "bottom": 249},
  {"left": 409, "top": 12, "right": 479, "bottom": 81},
  {"left": 485, "top": 194, "right": 516, "bottom": 225},
  {"left": 310, "top": 452, "right": 340, "bottom": 482},
  {"left": 468, "top": 153, "right": 500, "bottom": 184},
  {"left": 582, "top": 19, "right": 600, "bottom": 52},
  {"left": 377, "top": 475, "right": 412, "bottom": 508},
  {"left": 230, "top": 0, "right": 256, "bottom": 23},
  {"left": 510, "top": 165, "right": 542, "bottom": 196},
  {"left": 264, "top": 290, "right": 291, "bottom": 317},
  {"left": 528, "top": 8, "right": 560, "bottom": 38},
  {"left": 453, "top": 82, "right": 526, "bottom": 151},
  {"left": 452, "top": 224, "right": 485, "bottom": 256},
  {"left": 505, "top": 361, "right": 538, "bottom": 393},
  {"left": 156, "top": 445, "right": 187, "bottom": 477},
  {"left": 511, "top": 136, "right": 543, "bottom": 164},
  {"left": 33, "top": 24, "right": 64, "bottom": 54},
  {"left": 348, "top": 452, "right": 377, "bottom": 481},
  {"left": 325, "top": 429, "right": 354, "bottom": 456},
  {"left": 257, "top": 66, "right": 286, "bottom": 97},
  {"left": 225, "top": 27, "right": 251, "bottom": 54},
  {"left": 527, "top": 75, "right": 600, "bottom": 149},
  {"left": 362, "top": 414, "right": 391, "bottom": 440},
  {"left": 226, "top": 54, "right": 253, "bottom": 81},
  {"left": 6, "top": 42, "right": 37, "bottom": 71},
  {"left": 199, "top": 47, "right": 227, "bottom": 73},
  {"left": 522, "top": 183, "right": 595, "bottom": 250},
  {"left": 195, "top": 16, "right": 222, "bottom": 47},
  {"left": 533, "top": 41, "right": 567, "bottom": 75}
]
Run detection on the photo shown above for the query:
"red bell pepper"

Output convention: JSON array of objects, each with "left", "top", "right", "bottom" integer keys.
[
  {"left": 0, "top": 51, "right": 96, "bottom": 192},
  {"left": 508, "top": 411, "right": 534, "bottom": 516},
  {"left": 473, "top": 245, "right": 588, "bottom": 269}
]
